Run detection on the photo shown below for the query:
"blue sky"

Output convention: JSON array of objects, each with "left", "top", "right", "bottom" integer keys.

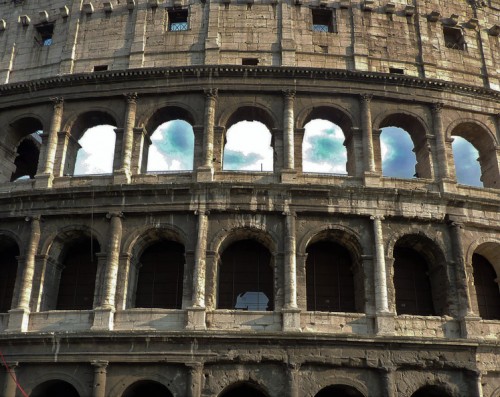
[{"left": 73, "top": 121, "right": 483, "bottom": 187}]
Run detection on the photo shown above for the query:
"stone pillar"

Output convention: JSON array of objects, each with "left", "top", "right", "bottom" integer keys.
[
  {"left": 288, "top": 363, "right": 300, "bottom": 397},
  {"left": 371, "top": 216, "right": 393, "bottom": 335},
  {"left": 187, "top": 211, "right": 208, "bottom": 330},
  {"left": 35, "top": 97, "right": 64, "bottom": 188},
  {"left": 381, "top": 367, "right": 396, "bottom": 397},
  {"left": 473, "top": 371, "right": 484, "bottom": 397},
  {"left": 93, "top": 212, "right": 123, "bottom": 331},
  {"left": 115, "top": 93, "right": 138, "bottom": 184},
  {"left": 7, "top": 216, "right": 41, "bottom": 332},
  {"left": 432, "top": 103, "right": 454, "bottom": 188},
  {"left": 2, "top": 362, "right": 19, "bottom": 397},
  {"left": 360, "top": 94, "right": 378, "bottom": 186},
  {"left": 283, "top": 211, "right": 300, "bottom": 331},
  {"left": 283, "top": 90, "right": 295, "bottom": 171},
  {"left": 91, "top": 361, "right": 108, "bottom": 397},
  {"left": 186, "top": 362, "right": 203, "bottom": 397},
  {"left": 198, "top": 89, "right": 218, "bottom": 182}
]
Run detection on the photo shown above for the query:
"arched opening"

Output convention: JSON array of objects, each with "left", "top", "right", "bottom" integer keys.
[
  {"left": 394, "top": 246, "right": 435, "bottom": 315},
  {"left": 74, "top": 125, "right": 116, "bottom": 175},
  {"left": 472, "top": 253, "right": 500, "bottom": 320},
  {"left": 56, "top": 236, "right": 100, "bottom": 310},
  {"left": 1, "top": 117, "right": 43, "bottom": 183},
  {"left": 11, "top": 132, "right": 42, "bottom": 181},
  {"left": 377, "top": 114, "right": 432, "bottom": 179},
  {"left": 66, "top": 111, "right": 117, "bottom": 176},
  {"left": 223, "top": 121, "right": 273, "bottom": 171},
  {"left": 411, "top": 385, "right": 453, "bottom": 397},
  {"left": 122, "top": 380, "right": 173, "bottom": 397},
  {"left": 219, "top": 383, "right": 269, "bottom": 397},
  {"left": 30, "top": 380, "right": 80, "bottom": 397},
  {"left": 134, "top": 240, "right": 185, "bottom": 309},
  {"left": 147, "top": 120, "right": 194, "bottom": 172},
  {"left": 451, "top": 136, "right": 482, "bottom": 187},
  {"left": 315, "top": 384, "right": 365, "bottom": 397},
  {"left": 302, "top": 119, "right": 347, "bottom": 174},
  {"left": 0, "top": 236, "right": 19, "bottom": 312},
  {"left": 218, "top": 239, "right": 273, "bottom": 311},
  {"left": 450, "top": 122, "right": 500, "bottom": 188},
  {"left": 380, "top": 127, "right": 417, "bottom": 178},
  {"left": 306, "top": 241, "right": 356, "bottom": 312}
]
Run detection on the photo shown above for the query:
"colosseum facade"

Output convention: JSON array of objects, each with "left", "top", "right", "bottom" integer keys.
[{"left": 0, "top": 0, "right": 499, "bottom": 396}]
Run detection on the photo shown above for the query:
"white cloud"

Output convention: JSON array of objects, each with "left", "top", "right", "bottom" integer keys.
[{"left": 74, "top": 125, "right": 116, "bottom": 175}]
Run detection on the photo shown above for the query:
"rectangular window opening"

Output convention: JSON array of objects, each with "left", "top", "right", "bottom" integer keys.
[
  {"left": 242, "top": 58, "right": 259, "bottom": 66},
  {"left": 93, "top": 65, "right": 108, "bottom": 72},
  {"left": 312, "top": 8, "right": 336, "bottom": 33},
  {"left": 35, "top": 23, "right": 54, "bottom": 46},
  {"left": 443, "top": 26, "right": 465, "bottom": 50},
  {"left": 168, "top": 8, "right": 188, "bottom": 32},
  {"left": 389, "top": 67, "right": 405, "bottom": 74}
]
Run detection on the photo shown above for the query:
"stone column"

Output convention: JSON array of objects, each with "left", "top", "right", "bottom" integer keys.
[
  {"left": 7, "top": 216, "right": 41, "bottom": 332},
  {"left": 198, "top": 89, "right": 218, "bottom": 182},
  {"left": 473, "top": 371, "right": 484, "bottom": 397},
  {"left": 187, "top": 212, "right": 208, "bottom": 330},
  {"left": 432, "top": 103, "right": 453, "bottom": 186},
  {"left": 115, "top": 93, "right": 138, "bottom": 184},
  {"left": 92, "top": 212, "right": 122, "bottom": 331},
  {"left": 2, "top": 362, "right": 18, "bottom": 397},
  {"left": 91, "top": 361, "right": 108, "bottom": 397},
  {"left": 283, "top": 90, "right": 295, "bottom": 171},
  {"left": 36, "top": 97, "right": 64, "bottom": 188},
  {"left": 371, "top": 216, "right": 393, "bottom": 335},
  {"left": 283, "top": 211, "right": 300, "bottom": 331},
  {"left": 288, "top": 363, "right": 300, "bottom": 397},
  {"left": 381, "top": 367, "right": 396, "bottom": 397},
  {"left": 360, "top": 94, "right": 378, "bottom": 186},
  {"left": 186, "top": 362, "right": 203, "bottom": 397}
]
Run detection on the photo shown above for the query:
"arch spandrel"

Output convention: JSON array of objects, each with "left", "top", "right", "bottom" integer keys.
[
  {"left": 141, "top": 103, "right": 198, "bottom": 136},
  {"left": 62, "top": 108, "right": 120, "bottom": 141},
  {"left": 297, "top": 224, "right": 364, "bottom": 258},
  {"left": 218, "top": 102, "right": 280, "bottom": 133},
  {"left": 26, "top": 372, "right": 89, "bottom": 397},
  {"left": 41, "top": 225, "right": 105, "bottom": 259},
  {"left": 0, "top": 229, "right": 24, "bottom": 256},
  {"left": 296, "top": 104, "right": 355, "bottom": 133},
  {"left": 310, "top": 376, "right": 368, "bottom": 397},
  {"left": 217, "top": 380, "right": 271, "bottom": 397},
  {"left": 208, "top": 224, "right": 279, "bottom": 256},
  {"left": 372, "top": 110, "right": 431, "bottom": 141},
  {"left": 466, "top": 239, "right": 500, "bottom": 279}
]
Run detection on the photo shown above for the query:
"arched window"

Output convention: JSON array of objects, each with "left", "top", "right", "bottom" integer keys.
[
  {"left": 147, "top": 120, "right": 194, "bottom": 172},
  {"left": 472, "top": 253, "right": 500, "bottom": 320},
  {"left": 56, "top": 237, "right": 99, "bottom": 310},
  {"left": 1, "top": 117, "right": 43, "bottom": 183},
  {"left": 74, "top": 125, "right": 116, "bottom": 175},
  {"left": 306, "top": 241, "right": 356, "bottom": 312},
  {"left": 0, "top": 237, "right": 19, "bottom": 312},
  {"left": 393, "top": 246, "right": 435, "bottom": 316},
  {"left": 135, "top": 241, "right": 184, "bottom": 309},
  {"left": 219, "top": 383, "right": 269, "bottom": 397},
  {"left": 315, "top": 385, "right": 365, "bottom": 397},
  {"left": 411, "top": 385, "right": 452, "bottom": 397},
  {"left": 30, "top": 380, "right": 80, "bottom": 397},
  {"left": 450, "top": 122, "right": 500, "bottom": 188},
  {"left": 122, "top": 380, "right": 173, "bottom": 397},
  {"left": 380, "top": 127, "right": 416, "bottom": 178},
  {"left": 223, "top": 121, "right": 273, "bottom": 171},
  {"left": 451, "top": 136, "right": 482, "bottom": 187},
  {"left": 303, "top": 119, "right": 347, "bottom": 174},
  {"left": 218, "top": 239, "right": 273, "bottom": 311}
]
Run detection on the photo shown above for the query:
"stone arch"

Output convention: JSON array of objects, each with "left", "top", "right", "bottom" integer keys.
[
  {"left": 42, "top": 225, "right": 105, "bottom": 258},
  {"left": 108, "top": 374, "right": 181, "bottom": 397},
  {"left": 465, "top": 238, "right": 500, "bottom": 277},
  {"left": 219, "top": 103, "right": 279, "bottom": 132},
  {"left": 409, "top": 383, "right": 456, "bottom": 397},
  {"left": 300, "top": 226, "right": 365, "bottom": 313},
  {"left": 298, "top": 105, "right": 356, "bottom": 176},
  {"left": 312, "top": 375, "right": 368, "bottom": 397},
  {"left": 27, "top": 372, "right": 88, "bottom": 397},
  {"left": 448, "top": 119, "right": 499, "bottom": 188},
  {"left": 387, "top": 232, "right": 449, "bottom": 316},
  {"left": 492, "top": 385, "right": 500, "bottom": 397},
  {"left": 0, "top": 116, "right": 44, "bottom": 183},
  {"left": 0, "top": 229, "right": 24, "bottom": 256},
  {"left": 121, "top": 379, "right": 174, "bottom": 397},
  {"left": 218, "top": 380, "right": 271, "bottom": 397},
  {"left": 142, "top": 104, "right": 197, "bottom": 135},
  {"left": 373, "top": 111, "right": 433, "bottom": 179}
]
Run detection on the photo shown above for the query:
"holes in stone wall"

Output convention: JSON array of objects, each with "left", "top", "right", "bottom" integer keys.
[
  {"left": 123, "top": 381, "right": 174, "bottom": 397},
  {"left": 312, "top": 8, "right": 337, "bottom": 33},
  {"left": 380, "top": 127, "right": 417, "bottom": 178},
  {"left": 443, "top": 26, "right": 466, "bottom": 50},
  {"left": 218, "top": 239, "right": 273, "bottom": 311},
  {"left": 315, "top": 385, "right": 365, "bottom": 397},
  {"left": 168, "top": 8, "right": 188, "bottom": 31},
  {"left": 147, "top": 120, "right": 194, "bottom": 172},
  {"left": 30, "top": 380, "right": 80, "bottom": 397},
  {"left": 451, "top": 135, "right": 482, "bottom": 187},
  {"left": 220, "top": 383, "right": 268, "bottom": 397},
  {"left": 223, "top": 121, "right": 273, "bottom": 171},
  {"left": 242, "top": 58, "right": 259, "bottom": 66},
  {"left": 0, "top": 236, "right": 19, "bottom": 313},
  {"left": 302, "top": 119, "right": 347, "bottom": 174},
  {"left": 11, "top": 131, "right": 42, "bottom": 181},
  {"left": 472, "top": 253, "right": 500, "bottom": 320},
  {"left": 74, "top": 125, "right": 116, "bottom": 176},
  {"left": 35, "top": 23, "right": 54, "bottom": 46}
]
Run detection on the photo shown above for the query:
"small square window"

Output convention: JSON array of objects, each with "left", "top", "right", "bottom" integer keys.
[
  {"left": 312, "top": 9, "right": 336, "bottom": 33},
  {"left": 389, "top": 67, "right": 404, "bottom": 75},
  {"left": 168, "top": 9, "right": 188, "bottom": 32},
  {"left": 443, "top": 26, "right": 465, "bottom": 50},
  {"left": 242, "top": 58, "right": 259, "bottom": 66},
  {"left": 93, "top": 65, "right": 108, "bottom": 72},
  {"left": 35, "top": 23, "right": 54, "bottom": 46}
]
